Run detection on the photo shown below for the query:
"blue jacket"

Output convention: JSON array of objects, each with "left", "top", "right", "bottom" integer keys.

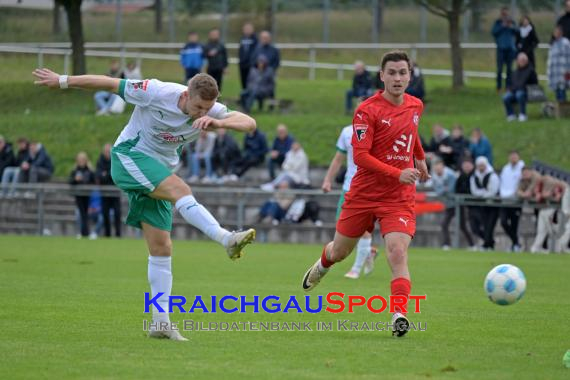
[
  {"left": 271, "top": 135, "right": 294, "bottom": 158},
  {"left": 28, "top": 145, "right": 54, "bottom": 174},
  {"left": 239, "top": 34, "right": 258, "bottom": 68},
  {"left": 251, "top": 44, "right": 280, "bottom": 70},
  {"left": 180, "top": 42, "right": 204, "bottom": 70},
  {"left": 492, "top": 19, "right": 517, "bottom": 51},
  {"left": 243, "top": 130, "right": 268, "bottom": 159},
  {"left": 469, "top": 137, "right": 493, "bottom": 166}
]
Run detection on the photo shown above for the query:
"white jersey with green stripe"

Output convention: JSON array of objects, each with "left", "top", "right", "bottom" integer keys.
[
  {"left": 336, "top": 125, "right": 357, "bottom": 192},
  {"left": 115, "top": 79, "right": 231, "bottom": 170}
]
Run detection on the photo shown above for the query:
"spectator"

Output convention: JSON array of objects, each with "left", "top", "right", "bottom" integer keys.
[
  {"left": 123, "top": 60, "right": 142, "bottom": 80},
  {"left": 454, "top": 159, "right": 476, "bottom": 249},
  {"left": 502, "top": 52, "right": 538, "bottom": 122},
  {"left": 426, "top": 124, "right": 451, "bottom": 164},
  {"left": 406, "top": 61, "right": 425, "bottom": 101},
  {"left": 187, "top": 130, "right": 216, "bottom": 183},
  {"left": 94, "top": 60, "right": 125, "bottom": 116},
  {"left": 516, "top": 16, "right": 539, "bottom": 68},
  {"left": 556, "top": 0, "right": 570, "bottom": 40},
  {"left": 517, "top": 167, "right": 541, "bottom": 201},
  {"left": 530, "top": 175, "right": 566, "bottom": 253},
  {"left": 240, "top": 55, "right": 276, "bottom": 113},
  {"left": 469, "top": 128, "right": 493, "bottom": 166},
  {"left": 555, "top": 184, "right": 570, "bottom": 253},
  {"left": 267, "top": 124, "right": 294, "bottom": 180},
  {"left": 469, "top": 156, "right": 500, "bottom": 250},
  {"left": 212, "top": 128, "right": 241, "bottom": 183},
  {"left": 180, "top": 31, "right": 204, "bottom": 82},
  {"left": 238, "top": 23, "right": 258, "bottom": 90},
  {"left": 95, "top": 143, "right": 121, "bottom": 238},
  {"left": 1, "top": 137, "right": 28, "bottom": 197},
  {"left": 492, "top": 7, "right": 517, "bottom": 91},
  {"left": 0, "top": 135, "right": 15, "bottom": 180},
  {"left": 87, "top": 190, "right": 103, "bottom": 239},
  {"left": 204, "top": 28, "right": 228, "bottom": 90},
  {"left": 260, "top": 142, "right": 309, "bottom": 191},
  {"left": 18, "top": 141, "right": 54, "bottom": 185},
  {"left": 345, "top": 61, "right": 373, "bottom": 114},
  {"left": 431, "top": 159, "right": 457, "bottom": 250},
  {"left": 439, "top": 124, "right": 470, "bottom": 170},
  {"left": 251, "top": 31, "right": 280, "bottom": 72},
  {"left": 70, "top": 152, "right": 95, "bottom": 238},
  {"left": 258, "top": 182, "right": 295, "bottom": 225},
  {"left": 233, "top": 129, "right": 268, "bottom": 178},
  {"left": 547, "top": 26, "right": 570, "bottom": 102},
  {"left": 499, "top": 150, "right": 525, "bottom": 252}
]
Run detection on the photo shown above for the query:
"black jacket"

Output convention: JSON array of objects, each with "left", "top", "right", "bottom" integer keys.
[
  {"left": 95, "top": 154, "right": 114, "bottom": 186},
  {"left": 557, "top": 12, "right": 570, "bottom": 40},
  {"left": 213, "top": 134, "right": 241, "bottom": 160},
  {"left": 204, "top": 41, "right": 228, "bottom": 72},
  {"left": 69, "top": 166, "right": 95, "bottom": 186},
  {"left": 27, "top": 146, "right": 54, "bottom": 174},
  {"left": 239, "top": 34, "right": 258, "bottom": 68},
  {"left": 0, "top": 143, "right": 15, "bottom": 175},
  {"left": 448, "top": 136, "right": 470, "bottom": 170},
  {"left": 455, "top": 172, "right": 472, "bottom": 195},
  {"left": 352, "top": 71, "right": 372, "bottom": 93},
  {"left": 516, "top": 26, "right": 539, "bottom": 59},
  {"left": 509, "top": 64, "right": 538, "bottom": 92}
]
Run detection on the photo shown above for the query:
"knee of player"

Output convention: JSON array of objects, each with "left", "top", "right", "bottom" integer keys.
[
  {"left": 386, "top": 243, "right": 407, "bottom": 262},
  {"left": 149, "top": 240, "right": 173, "bottom": 256}
]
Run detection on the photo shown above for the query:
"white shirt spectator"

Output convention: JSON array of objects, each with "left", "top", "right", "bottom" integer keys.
[
  {"left": 124, "top": 65, "right": 143, "bottom": 80},
  {"left": 470, "top": 156, "right": 500, "bottom": 198},
  {"left": 282, "top": 146, "right": 309, "bottom": 185},
  {"left": 500, "top": 160, "right": 525, "bottom": 198}
]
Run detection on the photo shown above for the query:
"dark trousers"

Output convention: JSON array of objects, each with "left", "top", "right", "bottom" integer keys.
[
  {"left": 441, "top": 206, "right": 474, "bottom": 247},
  {"left": 102, "top": 196, "right": 121, "bottom": 237},
  {"left": 184, "top": 68, "right": 201, "bottom": 82},
  {"left": 500, "top": 207, "right": 521, "bottom": 247},
  {"left": 212, "top": 151, "right": 240, "bottom": 176},
  {"left": 469, "top": 206, "right": 499, "bottom": 249},
  {"left": 267, "top": 154, "right": 285, "bottom": 180},
  {"left": 207, "top": 68, "right": 224, "bottom": 90},
  {"left": 239, "top": 65, "right": 251, "bottom": 89},
  {"left": 18, "top": 166, "right": 52, "bottom": 183},
  {"left": 75, "top": 196, "right": 90, "bottom": 237},
  {"left": 496, "top": 48, "right": 514, "bottom": 90},
  {"left": 233, "top": 154, "right": 265, "bottom": 177}
]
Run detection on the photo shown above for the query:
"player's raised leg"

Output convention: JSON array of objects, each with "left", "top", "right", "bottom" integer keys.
[
  {"left": 384, "top": 231, "right": 412, "bottom": 337},
  {"left": 143, "top": 223, "right": 188, "bottom": 341},
  {"left": 150, "top": 174, "right": 255, "bottom": 260},
  {"left": 302, "top": 231, "right": 359, "bottom": 291}
]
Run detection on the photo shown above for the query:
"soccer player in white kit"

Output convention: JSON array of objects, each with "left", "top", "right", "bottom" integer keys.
[
  {"left": 33, "top": 68, "right": 257, "bottom": 341},
  {"left": 321, "top": 125, "right": 376, "bottom": 279}
]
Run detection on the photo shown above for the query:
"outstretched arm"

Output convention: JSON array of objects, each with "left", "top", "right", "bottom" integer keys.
[
  {"left": 33, "top": 68, "right": 120, "bottom": 93},
  {"left": 192, "top": 111, "right": 256, "bottom": 133}
]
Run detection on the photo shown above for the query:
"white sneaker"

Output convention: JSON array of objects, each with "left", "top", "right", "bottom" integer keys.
[
  {"left": 302, "top": 258, "right": 328, "bottom": 292},
  {"left": 506, "top": 115, "right": 516, "bottom": 122},
  {"left": 391, "top": 312, "right": 410, "bottom": 337},
  {"left": 148, "top": 325, "right": 188, "bottom": 341},
  {"left": 88, "top": 232, "right": 98, "bottom": 240},
  {"left": 518, "top": 114, "right": 527, "bottom": 122},
  {"left": 260, "top": 183, "right": 275, "bottom": 192},
  {"left": 200, "top": 176, "right": 215, "bottom": 184},
  {"left": 96, "top": 109, "right": 109, "bottom": 116},
  {"left": 226, "top": 174, "right": 239, "bottom": 182},
  {"left": 186, "top": 175, "right": 199, "bottom": 183},
  {"left": 442, "top": 245, "right": 450, "bottom": 251},
  {"left": 344, "top": 270, "right": 360, "bottom": 279},
  {"left": 225, "top": 228, "right": 256, "bottom": 261}
]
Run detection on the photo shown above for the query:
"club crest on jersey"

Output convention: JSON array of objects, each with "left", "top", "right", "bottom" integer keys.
[
  {"left": 412, "top": 112, "right": 419, "bottom": 126},
  {"left": 354, "top": 124, "right": 368, "bottom": 142},
  {"left": 131, "top": 80, "right": 149, "bottom": 91}
]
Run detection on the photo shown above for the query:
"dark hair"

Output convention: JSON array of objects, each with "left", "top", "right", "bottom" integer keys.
[{"left": 380, "top": 50, "right": 411, "bottom": 71}]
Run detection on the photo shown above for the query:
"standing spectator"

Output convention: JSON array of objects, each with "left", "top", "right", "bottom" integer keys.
[
  {"left": 469, "top": 156, "right": 500, "bottom": 250},
  {"left": 204, "top": 28, "right": 228, "bottom": 90},
  {"left": 1, "top": 137, "right": 28, "bottom": 197},
  {"left": 87, "top": 190, "right": 103, "bottom": 239},
  {"left": 499, "top": 151, "right": 525, "bottom": 252},
  {"left": 233, "top": 128, "right": 268, "bottom": 178},
  {"left": 502, "top": 52, "right": 538, "bottom": 122},
  {"left": 556, "top": 0, "right": 570, "bottom": 40},
  {"left": 238, "top": 23, "right": 258, "bottom": 90},
  {"left": 406, "top": 61, "right": 425, "bottom": 101},
  {"left": 18, "top": 141, "right": 54, "bottom": 184},
  {"left": 0, "top": 135, "right": 15, "bottom": 180},
  {"left": 547, "top": 26, "right": 570, "bottom": 102},
  {"left": 516, "top": 16, "right": 539, "bottom": 68},
  {"left": 455, "top": 159, "right": 476, "bottom": 249},
  {"left": 95, "top": 143, "right": 122, "bottom": 238},
  {"left": 492, "top": 7, "right": 517, "bottom": 91},
  {"left": 93, "top": 60, "right": 124, "bottom": 116},
  {"left": 530, "top": 175, "right": 566, "bottom": 253},
  {"left": 442, "top": 124, "right": 470, "bottom": 170},
  {"left": 240, "top": 55, "right": 276, "bottom": 113},
  {"left": 431, "top": 159, "right": 457, "bottom": 250},
  {"left": 267, "top": 124, "right": 294, "bottom": 180},
  {"left": 187, "top": 130, "right": 216, "bottom": 183},
  {"left": 180, "top": 31, "right": 204, "bottom": 82},
  {"left": 261, "top": 142, "right": 309, "bottom": 191},
  {"left": 70, "top": 152, "right": 95, "bottom": 239},
  {"left": 555, "top": 184, "right": 570, "bottom": 253},
  {"left": 426, "top": 123, "right": 452, "bottom": 164},
  {"left": 212, "top": 128, "right": 241, "bottom": 182},
  {"left": 123, "top": 61, "right": 142, "bottom": 80},
  {"left": 469, "top": 128, "right": 493, "bottom": 166},
  {"left": 345, "top": 61, "right": 373, "bottom": 114},
  {"left": 251, "top": 31, "right": 280, "bottom": 72}
]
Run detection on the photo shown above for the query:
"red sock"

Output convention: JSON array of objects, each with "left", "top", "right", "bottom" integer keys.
[
  {"left": 391, "top": 277, "right": 411, "bottom": 315},
  {"left": 320, "top": 245, "right": 334, "bottom": 268}
]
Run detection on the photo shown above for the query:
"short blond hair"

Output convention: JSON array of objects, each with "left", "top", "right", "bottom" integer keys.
[{"left": 188, "top": 74, "right": 219, "bottom": 101}]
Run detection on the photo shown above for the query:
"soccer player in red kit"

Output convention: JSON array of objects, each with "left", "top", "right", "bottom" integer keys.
[{"left": 301, "top": 51, "right": 429, "bottom": 337}]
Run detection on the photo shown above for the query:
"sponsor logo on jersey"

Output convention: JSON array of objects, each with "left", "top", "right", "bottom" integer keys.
[
  {"left": 354, "top": 124, "right": 368, "bottom": 142},
  {"left": 131, "top": 80, "right": 149, "bottom": 91},
  {"left": 157, "top": 132, "right": 186, "bottom": 143}
]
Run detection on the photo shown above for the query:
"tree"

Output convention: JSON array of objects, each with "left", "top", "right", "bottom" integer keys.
[
  {"left": 415, "top": 0, "right": 470, "bottom": 89},
  {"left": 56, "top": 0, "right": 86, "bottom": 75},
  {"left": 52, "top": 1, "right": 62, "bottom": 35}
]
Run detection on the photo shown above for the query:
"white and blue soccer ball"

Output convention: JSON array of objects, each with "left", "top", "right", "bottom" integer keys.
[{"left": 484, "top": 264, "right": 526, "bottom": 306}]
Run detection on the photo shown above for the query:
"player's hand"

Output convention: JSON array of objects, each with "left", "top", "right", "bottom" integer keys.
[
  {"left": 415, "top": 159, "right": 431, "bottom": 183},
  {"left": 32, "top": 68, "right": 61, "bottom": 88},
  {"left": 192, "top": 116, "right": 221, "bottom": 131},
  {"left": 399, "top": 168, "right": 419, "bottom": 185},
  {"left": 321, "top": 179, "right": 332, "bottom": 193}
]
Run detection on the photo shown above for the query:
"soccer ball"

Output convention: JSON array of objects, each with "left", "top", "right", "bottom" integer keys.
[{"left": 484, "top": 264, "right": 526, "bottom": 306}]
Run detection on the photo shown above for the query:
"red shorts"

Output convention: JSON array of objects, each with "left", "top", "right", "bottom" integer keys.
[{"left": 336, "top": 203, "right": 416, "bottom": 238}]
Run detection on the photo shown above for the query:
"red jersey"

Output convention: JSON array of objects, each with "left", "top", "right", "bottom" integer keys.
[{"left": 345, "top": 92, "right": 425, "bottom": 207}]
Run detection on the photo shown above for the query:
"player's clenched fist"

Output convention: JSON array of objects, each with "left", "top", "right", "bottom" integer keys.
[{"left": 399, "top": 168, "right": 419, "bottom": 185}]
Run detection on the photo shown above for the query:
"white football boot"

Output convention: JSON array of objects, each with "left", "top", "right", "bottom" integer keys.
[
  {"left": 391, "top": 312, "right": 410, "bottom": 337},
  {"left": 302, "top": 259, "right": 329, "bottom": 292},
  {"left": 225, "top": 228, "right": 256, "bottom": 261}
]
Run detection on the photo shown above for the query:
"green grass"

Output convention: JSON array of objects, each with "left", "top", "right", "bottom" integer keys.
[{"left": 0, "top": 235, "right": 569, "bottom": 379}]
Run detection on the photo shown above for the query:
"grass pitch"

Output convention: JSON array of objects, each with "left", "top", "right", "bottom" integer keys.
[{"left": 0, "top": 235, "right": 569, "bottom": 379}]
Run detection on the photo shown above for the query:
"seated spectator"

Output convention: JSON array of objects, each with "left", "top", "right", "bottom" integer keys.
[
  {"left": 94, "top": 60, "right": 125, "bottom": 116},
  {"left": 251, "top": 31, "right": 280, "bottom": 72},
  {"left": 555, "top": 184, "right": 570, "bottom": 253},
  {"left": 70, "top": 152, "right": 95, "bottom": 239},
  {"left": 267, "top": 124, "right": 294, "bottom": 180},
  {"left": 438, "top": 124, "right": 470, "bottom": 170},
  {"left": 406, "top": 61, "right": 425, "bottom": 101},
  {"left": 345, "top": 61, "right": 373, "bottom": 114},
  {"left": 547, "top": 26, "right": 570, "bottom": 102},
  {"left": 258, "top": 182, "right": 295, "bottom": 225},
  {"left": 0, "top": 135, "right": 15, "bottom": 180},
  {"left": 502, "top": 52, "right": 537, "bottom": 122},
  {"left": 240, "top": 55, "right": 275, "bottom": 113},
  {"left": 1, "top": 137, "right": 29, "bottom": 197},
  {"left": 260, "top": 142, "right": 309, "bottom": 191},
  {"left": 431, "top": 159, "right": 458, "bottom": 250},
  {"left": 530, "top": 174, "right": 566, "bottom": 253},
  {"left": 123, "top": 60, "right": 142, "bottom": 80},
  {"left": 95, "top": 143, "right": 122, "bottom": 238},
  {"left": 212, "top": 128, "right": 241, "bottom": 183},
  {"left": 469, "top": 128, "right": 493, "bottom": 166},
  {"left": 426, "top": 124, "right": 451, "bottom": 164},
  {"left": 469, "top": 156, "right": 500, "bottom": 250},
  {"left": 18, "top": 141, "right": 54, "bottom": 185},
  {"left": 187, "top": 130, "right": 216, "bottom": 183},
  {"left": 233, "top": 128, "right": 268, "bottom": 178},
  {"left": 499, "top": 151, "right": 525, "bottom": 252}
]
